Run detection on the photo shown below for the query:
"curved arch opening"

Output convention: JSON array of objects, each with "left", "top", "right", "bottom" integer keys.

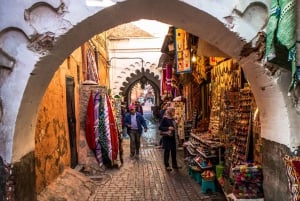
[
  {"left": 11, "top": 0, "right": 252, "bottom": 162},
  {"left": 0, "top": 1, "right": 297, "bottom": 200},
  {"left": 11, "top": 0, "right": 291, "bottom": 172}
]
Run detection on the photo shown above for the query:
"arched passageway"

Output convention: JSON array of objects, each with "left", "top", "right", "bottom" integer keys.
[
  {"left": 0, "top": 0, "right": 299, "bottom": 200},
  {"left": 120, "top": 68, "right": 161, "bottom": 106}
]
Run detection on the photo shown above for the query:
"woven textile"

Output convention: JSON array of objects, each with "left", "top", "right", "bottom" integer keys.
[
  {"left": 87, "top": 49, "right": 99, "bottom": 83},
  {"left": 106, "top": 94, "right": 119, "bottom": 161},
  {"left": 265, "top": 0, "right": 280, "bottom": 60},
  {"left": 284, "top": 155, "right": 300, "bottom": 201},
  {"left": 98, "top": 94, "right": 111, "bottom": 166},
  {"left": 161, "top": 68, "right": 167, "bottom": 96},
  {"left": 94, "top": 92, "right": 103, "bottom": 166},
  {"left": 104, "top": 95, "right": 112, "bottom": 161},
  {"left": 265, "top": 0, "right": 296, "bottom": 90},
  {"left": 166, "top": 64, "right": 172, "bottom": 92},
  {"left": 85, "top": 91, "right": 96, "bottom": 150}
]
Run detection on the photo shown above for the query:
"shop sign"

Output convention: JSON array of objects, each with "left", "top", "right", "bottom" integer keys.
[{"left": 174, "top": 28, "right": 192, "bottom": 74}]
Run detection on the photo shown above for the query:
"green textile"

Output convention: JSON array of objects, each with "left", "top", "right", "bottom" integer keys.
[
  {"left": 265, "top": 0, "right": 280, "bottom": 60},
  {"left": 265, "top": 0, "right": 296, "bottom": 90}
]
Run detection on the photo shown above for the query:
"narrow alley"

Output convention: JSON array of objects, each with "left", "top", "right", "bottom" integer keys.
[
  {"left": 2, "top": 1, "right": 299, "bottom": 200},
  {"left": 88, "top": 108, "right": 227, "bottom": 201}
]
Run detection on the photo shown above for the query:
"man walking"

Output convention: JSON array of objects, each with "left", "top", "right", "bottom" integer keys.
[{"left": 124, "top": 104, "right": 147, "bottom": 159}]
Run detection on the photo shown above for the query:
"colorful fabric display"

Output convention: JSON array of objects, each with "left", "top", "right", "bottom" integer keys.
[
  {"left": 106, "top": 94, "right": 119, "bottom": 162},
  {"left": 86, "top": 49, "right": 99, "bottom": 83},
  {"left": 232, "top": 163, "right": 264, "bottom": 199},
  {"left": 98, "top": 94, "right": 111, "bottom": 166},
  {"left": 161, "top": 68, "right": 167, "bottom": 96},
  {"left": 284, "top": 155, "right": 300, "bottom": 201},
  {"left": 94, "top": 92, "right": 103, "bottom": 166},
  {"left": 104, "top": 95, "right": 112, "bottom": 161},
  {"left": 85, "top": 90, "right": 121, "bottom": 167},
  {"left": 166, "top": 64, "right": 172, "bottom": 91},
  {"left": 265, "top": 0, "right": 297, "bottom": 90},
  {"left": 85, "top": 91, "right": 96, "bottom": 150}
]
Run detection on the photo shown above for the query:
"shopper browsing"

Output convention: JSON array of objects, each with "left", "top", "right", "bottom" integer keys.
[
  {"left": 158, "top": 102, "right": 169, "bottom": 148},
  {"left": 159, "top": 107, "right": 182, "bottom": 171}
]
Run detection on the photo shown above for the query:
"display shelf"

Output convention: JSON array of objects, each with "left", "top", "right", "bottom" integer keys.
[
  {"left": 171, "top": 101, "right": 185, "bottom": 142},
  {"left": 190, "top": 133, "right": 224, "bottom": 149},
  {"left": 185, "top": 140, "right": 196, "bottom": 149},
  {"left": 231, "top": 87, "right": 253, "bottom": 167},
  {"left": 186, "top": 146, "right": 197, "bottom": 156},
  {"left": 194, "top": 161, "right": 213, "bottom": 170},
  {"left": 187, "top": 132, "right": 225, "bottom": 169},
  {"left": 196, "top": 149, "right": 217, "bottom": 159},
  {"left": 184, "top": 121, "right": 193, "bottom": 140}
]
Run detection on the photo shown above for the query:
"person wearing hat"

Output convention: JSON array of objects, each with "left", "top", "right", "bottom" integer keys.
[{"left": 124, "top": 104, "right": 147, "bottom": 159}]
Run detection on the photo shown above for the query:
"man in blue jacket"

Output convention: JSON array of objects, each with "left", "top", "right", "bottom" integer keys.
[{"left": 124, "top": 104, "right": 147, "bottom": 159}]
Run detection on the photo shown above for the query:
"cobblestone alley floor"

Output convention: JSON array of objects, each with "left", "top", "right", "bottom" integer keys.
[{"left": 88, "top": 111, "right": 227, "bottom": 201}]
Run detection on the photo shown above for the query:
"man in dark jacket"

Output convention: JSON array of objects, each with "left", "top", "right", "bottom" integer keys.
[{"left": 124, "top": 104, "right": 147, "bottom": 159}]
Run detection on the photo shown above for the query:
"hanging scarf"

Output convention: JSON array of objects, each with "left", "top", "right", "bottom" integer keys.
[
  {"left": 265, "top": 0, "right": 296, "bottom": 90},
  {"left": 161, "top": 68, "right": 167, "bottom": 96},
  {"left": 87, "top": 49, "right": 99, "bottom": 83},
  {"left": 166, "top": 63, "right": 172, "bottom": 92},
  {"left": 98, "top": 94, "right": 111, "bottom": 166},
  {"left": 104, "top": 94, "right": 112, "bottom": 162},
  {"left": 85, "top": 91, "right": 96, "bottom": 150},
  {"left": 106, "top": 94, "right": 119, "bottom": 161},
  {"left": 94, "top": 91, "right": 103, "bottom": 166}
]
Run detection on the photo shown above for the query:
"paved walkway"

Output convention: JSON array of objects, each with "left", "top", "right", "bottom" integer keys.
[{"left": 89, "top": 112, "right": 227, "bottom": 201}]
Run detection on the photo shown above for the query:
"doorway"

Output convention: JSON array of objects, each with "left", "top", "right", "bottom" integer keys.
[{"left": 65, "top": 76, "right": 78, "bottom": 168}]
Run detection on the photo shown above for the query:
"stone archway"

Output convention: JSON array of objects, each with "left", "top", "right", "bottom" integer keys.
[
  {"left": 1, "top": 0, "right": 258, "bottom": 164},
  {"left": 0, "top": 0, "right": 298, "bottom": 200},
  {"left": 120, "top": 68, "right": 161, "bottom": 106}
]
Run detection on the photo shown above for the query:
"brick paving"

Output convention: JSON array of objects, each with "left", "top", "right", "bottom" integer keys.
[{"left": 89, "top": 111, "right": 227, "bottom": 201}]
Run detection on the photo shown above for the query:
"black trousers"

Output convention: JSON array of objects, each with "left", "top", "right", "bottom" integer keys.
[{"left": 164, "top": 147, "right": 177, "bottom": 167}]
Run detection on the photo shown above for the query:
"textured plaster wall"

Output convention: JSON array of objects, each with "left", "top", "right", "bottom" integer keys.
[
  {"left": 263, "top": 139, "right": 290, "bottom": 201},
  {"left": 34, "top": 41, "right": 109, "bottom": 193},
  {"left": 0, "top": 0, "right": 100, "bottom": 164},
  {"left": 240, "top": 53, "right": 300, "bottom": 148},
  {"left": 34, "top": 59, "right": 73, "bottom": 193}
]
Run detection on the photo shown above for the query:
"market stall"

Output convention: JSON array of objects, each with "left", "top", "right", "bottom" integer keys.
[{"left": 183, "top": 58, "right": 264, "bottom": 200}]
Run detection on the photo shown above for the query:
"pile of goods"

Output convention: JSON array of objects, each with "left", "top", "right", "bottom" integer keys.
[
  {"left": 232, "top": 163, "right": 264, "bottom": 199},
  {"left": 201, "top": 170, "right": 215, "bottom": 181}
]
